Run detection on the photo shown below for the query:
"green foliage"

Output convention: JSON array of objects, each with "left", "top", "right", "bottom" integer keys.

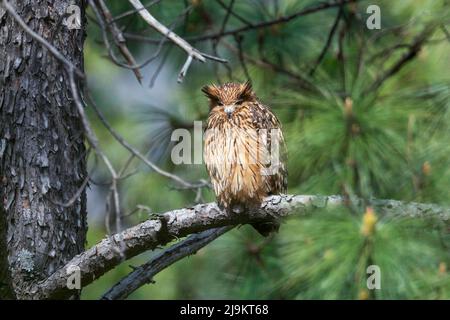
[
  {"left": 278, "top": 209, "right": 449, "bottom": 299},
  {"left": 82, "top": 0, "right": 450, "bottom": 299}
]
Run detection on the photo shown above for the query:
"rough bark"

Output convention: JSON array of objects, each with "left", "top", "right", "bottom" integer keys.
[
  {"left": 0, "top": 0, "right": 87, "bottom": 299},
  {"left": 32, "top": 194, "right": 449, "bottom": 300}
]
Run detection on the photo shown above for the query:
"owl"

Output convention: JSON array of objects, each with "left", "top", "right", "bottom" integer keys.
[{"left": 202, "top": 82, "right": 287, "bottom": 236}]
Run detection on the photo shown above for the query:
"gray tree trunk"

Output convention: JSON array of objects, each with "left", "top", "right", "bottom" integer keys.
[{"left": 0, "top": 0, "right": 87, "bottom": 299}]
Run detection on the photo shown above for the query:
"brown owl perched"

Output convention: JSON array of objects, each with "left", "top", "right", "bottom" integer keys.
[{"left": 202, "top": 82, "right": 287, "bottom": 236}]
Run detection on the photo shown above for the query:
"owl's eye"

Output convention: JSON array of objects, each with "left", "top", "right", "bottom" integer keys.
[
  {"left": 217, "top": 101, "right": 223, "bottom": 106},
  {"left": 236, "top": 99, "right": 243, "bottom": 104}
]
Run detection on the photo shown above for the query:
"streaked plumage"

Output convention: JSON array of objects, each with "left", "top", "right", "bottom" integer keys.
[{"left": 202, "top": 82, "right": 287, "bottom": 236}]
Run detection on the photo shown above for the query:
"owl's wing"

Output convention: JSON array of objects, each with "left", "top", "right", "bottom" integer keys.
[
  {"left": 250, "top": 102, "right": 288, "bottom": 194},
  {"left": 203, "top": 114, "right": 232, "bottom": 203}
]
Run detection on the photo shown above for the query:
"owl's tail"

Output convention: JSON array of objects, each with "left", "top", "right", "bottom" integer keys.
[{"left": 251, "top": 221, "right": 280, "bottom": 237}]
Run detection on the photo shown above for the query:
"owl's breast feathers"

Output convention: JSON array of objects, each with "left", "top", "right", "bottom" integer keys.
[{"left": 204, "top": 101, "right": 287, "bottom": 210}]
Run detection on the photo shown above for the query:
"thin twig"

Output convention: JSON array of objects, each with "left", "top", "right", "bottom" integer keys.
[
  {"left": 177, "top": 55, "right": 193, "bottom": 83},
  {"left": 234, "top": 34, "right": 252, "bottom": 82},
  {"left": 210, "top": 0, "right": 236, "bottom": 82},
  {"left": 128, "top": 0, "right": 206, "bottom": 62},
  {"left": 124, "top": 0, "right": 360, "bottom": 43},
  {"left": 84, "top": 87, "right": 207, "bottom": 189},
  {"left": 366, "top": 25, "right": 436, "bottom": 93},
  {"left": 110, "top": 0, "right": 162, "bottom": 24},
  {"left": 337, "top": 23, "right": 347, "bottom": 95},
  {"left": 206, "top": 0, "right": 357, "bottom": 41},
  {"left": 54, "top": 173, "right": 90, "bottom": 208},
  {"left": 127, "top": 0, "right": 226, "bottom": 80},
  {"left": 149, "top": 45, "right": 173, "bottom": 87},
  {"left": 68, "top": 70, "right": 118, "bottom": 179},
  {"left": 91, "top": 2, "right": 151, "bottom": 71},
  {"left": 219, "top": 0, "right": 235, "bottom": 36},
  {"left": 367, "top": 43, "right": 411, "bottom": 63},
  {"left": 309, "top": 5, "right": 342, "bottom": 76},
  {"left": 221, "top": 40, "right": 317, "bottom": 92},
  {"left": 93, "top": 0, "right": 143, "bottom": 82},
  {"left": 215, "top": 0, "right": 253, "bottom": 26}
]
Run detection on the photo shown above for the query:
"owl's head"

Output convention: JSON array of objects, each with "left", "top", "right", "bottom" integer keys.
[{"left": 202, "top": 81, "right": 255, "bottom": 116}]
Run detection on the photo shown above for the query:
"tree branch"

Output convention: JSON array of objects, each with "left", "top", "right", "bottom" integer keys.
[
  {"left": 101, "top": 226, "right": 233, "bottom": 300},
  {"left": 32, "top": 194, "right": 449, "bottom": 299}
]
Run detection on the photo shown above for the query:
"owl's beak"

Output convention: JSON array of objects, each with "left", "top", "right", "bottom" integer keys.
[{"left": 224, "top": 105, "right": 235, "bottom": 118}]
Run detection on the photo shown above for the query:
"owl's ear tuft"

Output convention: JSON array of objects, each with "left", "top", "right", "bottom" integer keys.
[
  {"left": 201, "top": 85, "right": 220, "bottom": 101},
  {"left": 239, "top": 81, "right": 254, "bottom": 101}
]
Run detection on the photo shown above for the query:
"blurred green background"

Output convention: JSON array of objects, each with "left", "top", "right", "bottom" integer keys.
[{"left": 81, "top": 0, "right": 449, "bottom": 299}]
